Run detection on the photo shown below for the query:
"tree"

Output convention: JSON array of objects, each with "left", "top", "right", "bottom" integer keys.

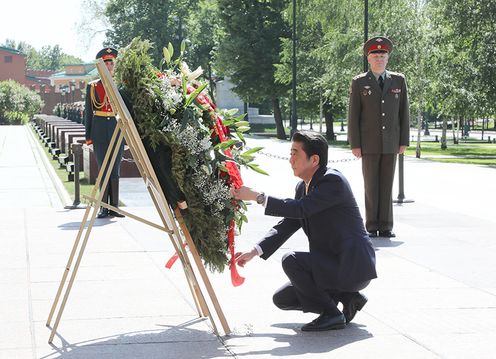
[
  {"left": 185, "top": 0, "right": 223, "bottom": 99},
  {"left": 104, "top": 0, "right": 194, "bottom": 65},
  {"left": 0, "top": 80, "right": 43, "bottom": 124},
  {"left": 2, "top": 40, "right": 82, "bottom": 70},
  {"left": 216, "top": 0, "right": 290, "bottom": 139}
]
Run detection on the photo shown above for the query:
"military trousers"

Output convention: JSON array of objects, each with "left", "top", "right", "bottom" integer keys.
[
  {"left": 361, "top": 153, "right": 397, "bottom": 232},
  {"left": 93, "top": 139, "right": 124, "bottom": 206}
]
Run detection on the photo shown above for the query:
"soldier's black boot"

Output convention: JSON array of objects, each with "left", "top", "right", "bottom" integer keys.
[
  {"left": 97, "top": 207, "right": 109, "bottom": 218},
  {"left": 109, "top": 178, "right": 124, "bottom": 218},
  {"left": 97, "top": 184, "right": 110, "bottom": 218}
]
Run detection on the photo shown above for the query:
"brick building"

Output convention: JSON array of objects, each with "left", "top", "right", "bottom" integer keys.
[
  {"left": 0, "top": 46, "right": 97, "bottom": 114},
  {"left": 0, "top": 46, "right": 38, "bottom": 85}
]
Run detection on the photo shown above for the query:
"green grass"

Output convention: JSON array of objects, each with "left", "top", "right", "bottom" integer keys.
[
  {"left": 30, "top": 125, "right": 96, "bottom": 203},
  {"left": 405, "top": 141, "right": 496, "bottom": 166}
]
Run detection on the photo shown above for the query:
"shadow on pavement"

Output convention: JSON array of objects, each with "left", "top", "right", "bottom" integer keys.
[
  {"left": 57, "top": 218, "right": 118, "bottom": 230},
  {"left": 42, "top": 319, "right": 227, "bottom": 359},
  {"left": 227, "top": 322, "right": 373, "bottom": 357},
  {"left": 371, "top": 239, "right": 404, "bottom": 248}
]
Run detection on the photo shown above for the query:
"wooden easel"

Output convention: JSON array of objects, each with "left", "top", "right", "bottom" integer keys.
[{"left": 46, "top": 59, "right": 230, "bottom": 344}]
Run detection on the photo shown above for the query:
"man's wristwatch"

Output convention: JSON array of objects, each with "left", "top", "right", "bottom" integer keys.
[{"left": 256, "top": 192, "right": 266, "bottom": 205}]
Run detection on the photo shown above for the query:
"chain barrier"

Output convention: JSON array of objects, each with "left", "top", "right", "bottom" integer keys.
[
  {"left": 121, "top": 146, "right": 358, "bottom": 164},
  {"left": 246, "top": 147, "right": 359, "bottom": 164}
]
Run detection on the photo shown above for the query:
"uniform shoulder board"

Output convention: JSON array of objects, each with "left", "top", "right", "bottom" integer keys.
[
  {"left": 388, "top": 71, "right": 405, "bottom": 79},
  {"left": 353, "top": 72, "right": 368, "bottom": 81}
]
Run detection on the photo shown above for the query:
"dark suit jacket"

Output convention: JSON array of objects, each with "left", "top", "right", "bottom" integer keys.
[
  {"left": 258, "top": 166, "right": 377, "bottom": 291},
  {"left": 348, "top": 70, "right": 410, "bottom": 154}
]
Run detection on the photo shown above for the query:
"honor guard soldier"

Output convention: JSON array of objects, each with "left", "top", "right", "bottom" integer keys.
[
  {"left": 84, "top": 47, "right": 125, "bottom": 219},
  {"left": 348, "top": 36, "right": 410, "bottom": 238}
]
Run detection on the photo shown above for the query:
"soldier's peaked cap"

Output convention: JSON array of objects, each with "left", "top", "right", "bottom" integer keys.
[
  {"left": 96, "top": 47, "right": 118, "bottom": 61},
  {"left": 363, "top": 37, "right": 393, "bottom": 56}
]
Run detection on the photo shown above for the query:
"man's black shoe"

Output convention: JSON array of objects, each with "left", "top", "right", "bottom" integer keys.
[
  {"left": 301, "top": 313, "right": 346, "bottom": 331},
  {"left": 97, "top": 208, "right": 109, "bottom": 219},
  {"left": 379, "top": 230, "right": 395, "bottom": 238},
  {"left": 109, "top": 210, "right": 125, "bottom": 218},
  {"left": 343, "top": 293, "right": 368, "bottom": 323},
  {"left": 368, "top": 231, "right": 378, "bottom": 238}
]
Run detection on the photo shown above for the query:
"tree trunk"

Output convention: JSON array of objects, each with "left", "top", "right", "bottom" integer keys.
[
  {"left": 272, "top": 98, "right": 286, "bottom": 140},
  {"left": 244, "top": 102, "right": 249, "bottom": 122},
  {"left": 416, "top": 110, "right": 422, "bottom": 158},
  {"left": 441, "top": 116, "right": 448, "bottom": 150},
  {"left": 207, "top": 63, "right": 215, "bottom": 101},
  {"left": 319, "top": 95, "right": 323, "bottom": 133},
  {"left": 324, "top": 107, "right": 334, "bottom": 141},
  {"left": 453, "top": 116, "right": 459, "bottom": 144},
  {"left": 481, "top": 118, "right": 485, "bottom": 140}
]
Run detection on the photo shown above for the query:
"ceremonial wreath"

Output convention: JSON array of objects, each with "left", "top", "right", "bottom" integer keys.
[{"left": 114, "top": 38, "right": 266, "bottom": 282}]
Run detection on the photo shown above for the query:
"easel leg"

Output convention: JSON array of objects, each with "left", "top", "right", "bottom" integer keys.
[
  {"left": 47, "top": 130, "right": 124, "bottom": 343},
  {"left": 175, "top": 208, "right": 231, "bottom": 335}
]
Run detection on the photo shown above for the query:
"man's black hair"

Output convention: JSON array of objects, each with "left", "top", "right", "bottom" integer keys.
[{"left": 291, "top": 130, "right": 328, "bottom": 166}]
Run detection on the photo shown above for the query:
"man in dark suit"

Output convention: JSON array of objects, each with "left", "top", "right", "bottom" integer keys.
[
  {"left": 234, "top": 131, "right": 377, "bottom": 331},
  {"left": 348, "top": 36, "right": 410, "bottom": 238},
  {"left": 84, "top": 47, "right": 124, "bottom": 219}
]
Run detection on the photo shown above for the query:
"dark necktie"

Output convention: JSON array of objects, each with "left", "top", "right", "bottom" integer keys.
[{"left": 378, "top": 76, "right": 384, "bottom": 90}]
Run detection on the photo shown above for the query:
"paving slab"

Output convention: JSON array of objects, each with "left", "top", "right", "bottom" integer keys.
[{"left": 1, "top": 125, "right": 496, "bottom": 358}]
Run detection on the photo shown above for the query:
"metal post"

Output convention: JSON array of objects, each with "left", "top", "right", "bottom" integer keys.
[
  {"left": 73, "top": 143, "right": 81, "bottom": 206},
  {"left": 290, "top": 0, "right": 298, "bottom": 137},
  {"left": 65, "top": 143, "right": 85, "bottom": 209},
  {"left": 393, "top": 154, "right": 414, "bottom": 204},
  {"left": 363, "top": 0, "right": 369, "bottom": 72}
]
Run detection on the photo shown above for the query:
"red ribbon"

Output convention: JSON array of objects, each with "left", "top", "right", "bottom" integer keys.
[
  {"left": 165, "top": 84, "right": 245, "bottom": 286},
  {"left": 165, "top": 241, "right": 187, "bottom": 269}
]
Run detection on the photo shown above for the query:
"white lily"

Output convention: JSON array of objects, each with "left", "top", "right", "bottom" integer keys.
[
  {"left": 181, "top": 61, "right": 203, "bottom": 81},
  {"left": 188, "top": 66, "right": 203, "bottom": 81}
]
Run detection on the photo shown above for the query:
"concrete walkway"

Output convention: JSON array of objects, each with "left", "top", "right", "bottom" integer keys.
[{"left": 1, "top": 125, "right": 496, "bottom": 358}]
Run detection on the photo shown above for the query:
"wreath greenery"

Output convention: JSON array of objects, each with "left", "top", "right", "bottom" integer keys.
[{"left": 114, "top": 37, "right": 266, "bottom": 272}]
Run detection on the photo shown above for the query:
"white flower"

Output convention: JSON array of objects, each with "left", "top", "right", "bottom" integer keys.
[
  {"left": 188, "top": 66, "right": 203, "bottom": 81},
  {"left": 181, "top": 61, "right": 203, "bottom": 81}
]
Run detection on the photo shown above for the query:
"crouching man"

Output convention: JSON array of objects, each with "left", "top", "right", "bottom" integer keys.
[{"left": 234, "top": 131, "right": 377, "bottom": 331}]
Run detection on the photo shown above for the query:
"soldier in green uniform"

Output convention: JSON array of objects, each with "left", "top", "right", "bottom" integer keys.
[
  {"left": 348, "top": 37, "right": 410, "bottom": 238},
  {"left": 84, "top": 47, "right": 125, "bottom": 219}
]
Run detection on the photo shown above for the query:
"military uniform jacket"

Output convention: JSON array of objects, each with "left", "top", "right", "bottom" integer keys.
[
  {"left": 84, "top": 79, "right": 117, "bottom": 144},
  {"left": 348, "top": 70, "right": 410, "bottom": 154},
  {"left": 258, "top": 166, "right": 377, "bottom": 290}
]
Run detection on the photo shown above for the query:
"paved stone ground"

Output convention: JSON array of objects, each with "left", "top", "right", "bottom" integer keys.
[{"left": 1, "top": 125, "right": 496, "bottom": 358}]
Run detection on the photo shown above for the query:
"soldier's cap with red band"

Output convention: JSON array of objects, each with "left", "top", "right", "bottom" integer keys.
[
  {"left": 363, "top": 36, "right": 393, "bottom": 56},
  {"left": 96, "top": 47, "right": 118, "bottom": 62}
]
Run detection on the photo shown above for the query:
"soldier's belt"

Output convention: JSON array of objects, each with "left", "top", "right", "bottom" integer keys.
[{"left": 94, "top": 110, "right": 116, "bottom": 117}]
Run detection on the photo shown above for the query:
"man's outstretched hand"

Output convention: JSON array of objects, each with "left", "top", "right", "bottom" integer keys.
[
  {"left": 235, "top": 248, "right": 258, "bottom": 267},
  {"left": 232, "top": 186, "right": 259, "bottom": 201}
]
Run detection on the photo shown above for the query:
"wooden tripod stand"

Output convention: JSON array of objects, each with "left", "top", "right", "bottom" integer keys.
[{"left": 46, "top": 59, "right": 230, "bottom": 344}]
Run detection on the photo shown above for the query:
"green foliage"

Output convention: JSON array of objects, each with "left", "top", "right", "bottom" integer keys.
[
  {"left": 115, "top": 38, "right": 265, "bottom": 272},
  {"left": 104, "top": 0, "right": 194, "bottom": 66},
  {"left": 0, "top": 80, "right": 43, "bottom": 124},
  {"left": 216, "top": 0, "right": 290, "bottom": 101},
  {"left": 97, "top": 0, "right": 495, "bottom": 138},
  {"left": 2, "top": 39, "right": 83, "bottom": 70},
  {"left": 185, "top": 0, "right": 223, "bottom": 98},
  {"left": 216, "top": 0, "right": 290, "bottom": 139}
]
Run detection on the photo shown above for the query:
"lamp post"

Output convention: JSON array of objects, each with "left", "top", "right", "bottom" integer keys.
[{"left": 290, "top": 0, "right": 298, "bottom": 137}]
